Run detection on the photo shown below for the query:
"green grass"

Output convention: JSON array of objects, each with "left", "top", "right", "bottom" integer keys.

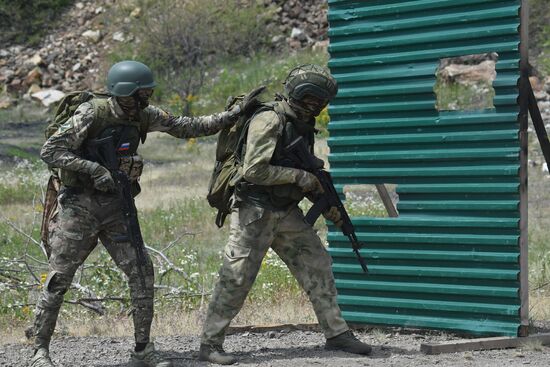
[
  {"left": 434, "top": 79, "right": 495, "bottom": 111},
  {"left": 188, "top": 49, "right": 329, "bottom": 117},
  {"left": 0, "top": 101, "right": 48, "bottom": 124}
]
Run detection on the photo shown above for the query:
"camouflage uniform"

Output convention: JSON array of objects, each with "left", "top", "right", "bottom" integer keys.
[
  {"left": 201, "top": 99, "right": 349, "bottom": 346},
  {"left": 34, "top": 97, "right": 233, "bottom": 350}
]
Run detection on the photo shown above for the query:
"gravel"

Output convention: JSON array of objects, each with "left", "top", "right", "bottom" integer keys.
[{"left": 2, "top": 326, "right": 550, "bottom": 367}]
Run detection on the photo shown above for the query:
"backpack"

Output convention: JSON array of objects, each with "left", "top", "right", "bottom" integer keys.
[
  {"left": 206, "top": 94, "right": 285, "bottom": 227},
  {"left": 45, "top": 90, "right": 110, "bottom": 138}
]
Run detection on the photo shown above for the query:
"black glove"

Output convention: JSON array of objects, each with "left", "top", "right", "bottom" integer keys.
[
  {"left": 323, "top": 206, "right": 343, "bottom": 228},
  {"left": 89, "top": 163, "right": 116, "bottom": 192},
  {"left": 295, "top": 170, "right": 324, "bottom": 195},
  {"left": 226, "top": 85, "right": 267, "bottom": 121}
]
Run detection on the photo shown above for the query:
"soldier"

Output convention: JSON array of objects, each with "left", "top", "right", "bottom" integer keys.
[
  {"left": 31, "top": 60, "right": 260, "bottom": 367},
  {"left": 199, "top": 64, "right": 372, "bottom": 365}
]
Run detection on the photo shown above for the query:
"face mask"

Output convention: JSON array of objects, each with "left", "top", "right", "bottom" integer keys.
[
  {"left": 289, "top": 97, "right": 328, "bottom": 119},
  {"left": 116, "top": 96, "right": 138, "bottom": 116},
  {"left": 116, "top": 89, "right": 153, "bottom": 115},
  {"left": 136, "top": 89, "right": 153, "bottom": 109}
]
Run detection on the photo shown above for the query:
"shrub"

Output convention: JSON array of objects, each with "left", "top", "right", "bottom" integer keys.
[
  {"left": 0, "top": 0, "right": 73, "bottom": 46},
  {"left": 111, "top": 0, "right": 276, "bottom": 115}
]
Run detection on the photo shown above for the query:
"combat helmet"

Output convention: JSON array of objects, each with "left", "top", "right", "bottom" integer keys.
[
  {"left": 106, "top": 60, "right": 156, "bottom": 97},
  {"left": 283, "top": 64, "right": 338, "bottom": 101}
]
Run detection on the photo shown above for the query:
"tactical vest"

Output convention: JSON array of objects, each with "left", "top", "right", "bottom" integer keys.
[
  {"left": 58, "top": 98, "right": 149, "bottom": 189},
  {"left": 237, "top": 106, "right": 316, "bottom": 210}
]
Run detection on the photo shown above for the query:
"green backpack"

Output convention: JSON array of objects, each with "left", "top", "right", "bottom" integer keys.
[
  {"left": 207, "top": 94, "right": 284, "bottom": 227},
  {"left": 45, "top": 91, "right": 110, "bottom": 138}
]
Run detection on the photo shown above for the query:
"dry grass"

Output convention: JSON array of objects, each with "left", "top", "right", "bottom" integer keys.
[
  {"left": 520, "top": 339, "right": 545, "bottom": 352},
  {"left": 0, "top": 293, "right": 315, "bottom": 346},
  {"left": 529, "top": 294, "right": 550, "bottom": 321}
]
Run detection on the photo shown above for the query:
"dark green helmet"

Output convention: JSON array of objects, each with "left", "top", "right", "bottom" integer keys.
[
  {"left": 284, "top": 64, "right": 338, "bottom": 101},
  {"left": 106, "top": 61, "right": 156, "bottom": 97}
]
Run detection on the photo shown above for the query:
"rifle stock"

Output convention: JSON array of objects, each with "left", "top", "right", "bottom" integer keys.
[{"left": 285, "top": 136, "right": 368, "bottom": 273}]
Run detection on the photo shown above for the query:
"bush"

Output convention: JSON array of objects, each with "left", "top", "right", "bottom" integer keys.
[
  {"left": 0, "top": 0, "right": 74, "bottom": 46},
  {"left": 111, "top": 0, "right": 276, "bottom": 115},
  {"left": 529, "top": 0, "right": 550, "bottom": 76}
]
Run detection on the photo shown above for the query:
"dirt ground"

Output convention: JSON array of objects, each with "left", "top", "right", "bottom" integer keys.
[{"left": 2, "top": 324, "right": 550, "bottom": 367}]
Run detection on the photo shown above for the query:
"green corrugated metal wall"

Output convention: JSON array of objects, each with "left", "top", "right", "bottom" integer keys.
[{"left": 327, "top": 0, "right": 525, "bottom": 336}]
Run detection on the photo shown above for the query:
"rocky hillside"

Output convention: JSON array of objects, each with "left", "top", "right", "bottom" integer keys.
[
  {"left": 0, "top": 0, "right": 328, "bottom": 109},
  {"left": 0, "top": 0, "right": 549, "bottom": 129}
]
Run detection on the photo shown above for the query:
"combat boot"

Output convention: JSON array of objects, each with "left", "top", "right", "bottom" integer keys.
[
  {"left": 30, "top": 348, "right": 55, "bottom": 367},
  {"left": 129, "top": 342, "right": 173, "bottom": 367},
  {"left": 325, "top": 330, "right": 372, "bottom": 355},
  {"left": 198, "top": 344, "right": 237, "bottom": 365}
]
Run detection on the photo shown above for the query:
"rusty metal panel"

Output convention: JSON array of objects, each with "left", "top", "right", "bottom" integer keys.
[{"left": 327, "top": 0, "right": 524, "bottom": 336}]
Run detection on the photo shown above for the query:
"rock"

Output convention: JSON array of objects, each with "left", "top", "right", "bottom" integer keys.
[
  {"left": 75, "top": 2, "right": 84, "bottom": 9},
  {"left": 529, "top": 76, "right": 543, "bottom": 92},
  {"left": 0, "top": 49, "right": 9, "bottom": 58},
  {"left": 8, "top": 78, "right": 23, "bottom": 92},
  {"left": 82, "top": 30, "right": 102, "bottom": 43},
  {"left": 130, "top": 7, "right": 142, "bottom": 18},
  {"left": 312, "top": 40, "right": 329, "bottom": 52},
  {"left": 271, "top": 35, "right": 284, "bottom": 44},
  {"left": 439, "top": 60, "right": 496, "bottom": 85},
  {"left": 32, "top": 89, "right": 66, "bottom": 107},
  {"left": 0, "top": 68, "right": 15, "bottom": 81},
  {"left": 291, "top": 27, "right": 304, "bottom": 39},
  {"left": 0, "top": 95, "right": 14, "bottom": 109},
  {"left": 543, "top": 163, "right": 549, "bottom": 174},
  {"left": 9, "top": 45, "right": 23, "bottom": 54},
  {"left": 24, "top": 67, "right": 43, "bottom": 86},
  {"left": 95, "top": 6, "right": 104, "bottom": 14},
  {"left": 72, "top": 62, "right": 82, "bottom": 72},
  {"left": 538, "top": 101, "right": 550, "bottom": 112},
  {"left": 27, "top": 84, "right": 42, "bottom": 95},
  {"left": 27, "top": 53, "right": 44, "bottom": 66},
  {"left": 266, "top": 331, "right": 278, "bottom": 338},
  {"left": 112, "top": 31, "right": 125, "bottom": 42}
]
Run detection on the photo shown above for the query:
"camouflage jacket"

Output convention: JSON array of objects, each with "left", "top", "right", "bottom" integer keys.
[
  {"left": 41, "top": 97, "right": 232, "bottom": 176},
  {"left": 240, "top": 99, "right": 317, "bottom": 209}
]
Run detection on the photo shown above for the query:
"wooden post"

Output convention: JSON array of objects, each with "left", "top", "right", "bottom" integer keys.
[
  {"left": 518, "top": 0, "right": 530, "bottom": 337},
  {"left": 421, "top": 333, "right": 550, "bottom": 355},
  {"left": 375, "top": 184, "right": 398, "bottom": 217}
]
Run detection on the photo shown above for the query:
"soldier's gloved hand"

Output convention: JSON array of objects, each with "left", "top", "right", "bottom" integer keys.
[
  {"left": 225, "top": 85, "right": 266, "bottom": 122},
  {"left": 295, "top": 170, "right": 324, "bottom": 195},
  {"left": 323, "top": 206, "right": 343, "bottom": 228},
  {"left": 241, "top": 85, "right": 266, "bottom": 113},
  {"left": 89, "top": 163, "right": 116, "bottom": 192}
]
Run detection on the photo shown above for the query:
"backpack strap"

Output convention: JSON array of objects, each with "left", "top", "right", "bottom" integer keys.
[{"left": 235, "top": 102, "right": 287, "bottom": 163}]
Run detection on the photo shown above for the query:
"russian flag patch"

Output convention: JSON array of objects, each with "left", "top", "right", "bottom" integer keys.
[{"left": 118, "top": 142, "right": 130, "bottom": 152}]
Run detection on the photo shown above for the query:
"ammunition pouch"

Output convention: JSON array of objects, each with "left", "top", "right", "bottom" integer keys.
[{"left": 118, "top": 155, "right": 143, "bottom": 182}]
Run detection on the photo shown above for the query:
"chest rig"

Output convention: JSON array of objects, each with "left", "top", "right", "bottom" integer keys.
[
  {"left": 59, "top": 98, "right": 149, "bottom": 189},
  {"left": 237, "top": 106, "right": 316, "bottom": 210}
]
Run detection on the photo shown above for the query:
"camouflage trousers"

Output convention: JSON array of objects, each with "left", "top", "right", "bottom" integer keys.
[
  {"left": 33, "top": 187, "right": 154, "bottom": 350},
  {"left": 201, "top": 201, "right": 349, "bottom": 346}
]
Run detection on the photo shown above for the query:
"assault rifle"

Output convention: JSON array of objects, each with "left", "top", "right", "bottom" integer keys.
[
  {"left": 284, "top": 136, "right": 368, "bottom": 273},
  {"left": 86, "top": 136, "right": 147, "bottom": 287}
]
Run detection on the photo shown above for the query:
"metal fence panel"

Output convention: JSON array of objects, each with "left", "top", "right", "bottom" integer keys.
[{"left": 327, "top": 0, "right": 524, "bottom": 336}]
